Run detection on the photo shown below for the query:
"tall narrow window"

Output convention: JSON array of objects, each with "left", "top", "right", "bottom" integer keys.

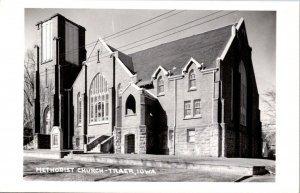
[
  {"left": 158, "top": 76, "right": 164, "bottom": 94},
  {"left": 97, "top": 49, "right": 101, "bottom": 63},
  {"left": 77, "top": 93, "right": 82, "bottom": 125},
  {"left": 184, "top": 101, "right": 191, "bottom": 117},
  {"left": 65, "top": 21, "right": 79, "bottom": 65},
  {"left": 189, "top": 69, "right": 196, "bottom": 90},
  {"left": 239, "top": 61, "right": 247, "bottom": 126},
  {"left": 194, "top": 99, "right": 201, "bottom": 116},
  {"left": 42, "top": 20, "right": 53, "bottom": 62},
  {"left": 43, "top": 106, "right": 51, "bottom": 134},
  {"left": 89, "top": 74, "right": 109, "bottom": 123}
]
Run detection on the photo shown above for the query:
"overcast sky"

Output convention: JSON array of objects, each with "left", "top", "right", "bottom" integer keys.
[{"left": 25, "top": 9, "right": 276, "bottom": 94}]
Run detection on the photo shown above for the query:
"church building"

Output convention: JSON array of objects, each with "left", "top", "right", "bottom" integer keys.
[{"left": 32, "top": 13, "right": 262, "bottom": 158}]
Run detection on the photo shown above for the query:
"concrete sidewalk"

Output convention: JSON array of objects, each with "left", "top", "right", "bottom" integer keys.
[
  {"left": 64, "top": 153, "right": 275, "bottom": 176},
  {"left": 23, "top": 150, "right": 275, "bottom": 176}
]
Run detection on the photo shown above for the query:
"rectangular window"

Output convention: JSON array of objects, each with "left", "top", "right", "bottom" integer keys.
[
  {"left": 65, "top": 21, "right": 79, "bottom": 65},
  {"left": 187, "top": 129, "right": 195, "bottom": 143},
  {"left": 194, "top": 99, "right": 201, "bottom": 116},
  {"left": 53, "top": 134, "right": 58, "bottom": 146},
  {"left": 42, "top": 20, "right": 53, "bottom": 62},
  {"left": 184, "top": 101, "right": 191, "bottom": 117}
]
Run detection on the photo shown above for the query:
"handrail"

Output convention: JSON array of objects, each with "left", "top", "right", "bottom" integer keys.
[{"left": 86, "top": 135, "right": 109, "bottom": 151}]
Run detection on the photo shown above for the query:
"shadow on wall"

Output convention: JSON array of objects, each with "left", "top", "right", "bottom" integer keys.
[{"left": 146, "top": 101, "right": 169, "bottom": 155}]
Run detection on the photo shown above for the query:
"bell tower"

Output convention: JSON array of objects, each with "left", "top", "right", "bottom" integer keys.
[{"left": 34, "top": 14, "right": 86, "bottom": 149}]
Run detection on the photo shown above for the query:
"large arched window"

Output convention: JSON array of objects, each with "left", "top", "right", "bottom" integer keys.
[
  {"left": 189, "top": 69, "right": 196, "bottom": 90},
  {"left": 158, "top": 76, "right": 164, "bottom": 94},
  {"left": 125, "top": 94, "right": 136, "bottom": 115},
  {"left": 239, "top": 61, "right": 247, "bottom": 126},
  {"left": 77, "top": 93, "right": 82, "bottom": 125},
  {"left": 89, "top": 73, "right": 109, "bottom": 123}
]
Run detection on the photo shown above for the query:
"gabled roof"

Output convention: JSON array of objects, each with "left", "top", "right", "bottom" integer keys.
[
  {"left": 127, "top": 24, "right": 233, "bottom": 81},
  {"left": 108, "top": 45, "right": 135, "bottom": 73}
]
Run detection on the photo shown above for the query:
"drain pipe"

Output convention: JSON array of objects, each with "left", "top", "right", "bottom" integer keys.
[{"left": 173, "top": 78, "right": 177, "bottom": 155}]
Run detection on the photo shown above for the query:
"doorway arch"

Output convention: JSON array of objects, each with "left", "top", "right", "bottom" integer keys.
[{"left": 43, "top": 106, "right": 51, "bottom": 134}]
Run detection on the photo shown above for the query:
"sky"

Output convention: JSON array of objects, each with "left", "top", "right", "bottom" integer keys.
[{"left": 25, "top": 9, "right": 276, "bottom": 95}]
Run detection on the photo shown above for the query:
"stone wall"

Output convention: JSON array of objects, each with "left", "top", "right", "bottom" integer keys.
[{"left": 175, "top": 124, "right": 220, "bottom": 156}]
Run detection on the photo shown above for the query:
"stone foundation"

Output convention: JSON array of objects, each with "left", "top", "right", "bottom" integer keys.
[
  {"left": 114, "top": 125, "right": 147, "bottom": 154},
  {"left": 175, "top": 124, "right": 221, "bottom": 157}
]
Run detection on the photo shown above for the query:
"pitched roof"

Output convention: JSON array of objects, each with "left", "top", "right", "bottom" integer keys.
[
  {"left": 126, "top": 24, "right": 233, "bottom": 81},
  {"left": 108, "top": 45, "right": 135, "bottom": 73}
]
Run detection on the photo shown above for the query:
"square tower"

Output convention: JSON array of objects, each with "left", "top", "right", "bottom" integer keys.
[{"left": 34, "top": 14, "right": 86, "bottom": 149}]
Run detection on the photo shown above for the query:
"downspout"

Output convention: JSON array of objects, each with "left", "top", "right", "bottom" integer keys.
[
  {"left": 110, "top": 52, "right": 117, "bottom": 136},
  {"left": 173, "top": 79, "right": 177, "bottom": 155}
]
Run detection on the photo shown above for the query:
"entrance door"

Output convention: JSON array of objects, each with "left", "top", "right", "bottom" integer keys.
[{"left": 125, "top": 134, "right": 135, "bottom": 154}]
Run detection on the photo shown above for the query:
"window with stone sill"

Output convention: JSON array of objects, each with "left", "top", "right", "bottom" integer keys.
[
  {"left": 157, "top": 76, "right": 164, "bottom": 95},
  {"left": 194, "top": 99, "right": 201, "bottom": 116},
  {"left": 184, "top": 101, "right": 192, "bottom": 118},
  {"left": 187, "top": 129, "right": 195, "bottom": 143},
  {"left": 189, "top": 69, "right": 196, "bottom": 90}
]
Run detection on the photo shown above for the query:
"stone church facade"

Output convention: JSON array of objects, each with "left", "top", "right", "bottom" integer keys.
[{"left": 33, "top": 13, "right": 262, "bottom": 158}]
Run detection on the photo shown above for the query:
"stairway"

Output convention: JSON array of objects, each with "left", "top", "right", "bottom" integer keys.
[{"left": 86, "top": 135, "right": 113, "bottom": 153}]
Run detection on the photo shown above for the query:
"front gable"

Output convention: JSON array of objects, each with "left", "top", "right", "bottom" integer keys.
[{"left": 182, "top": 57, "right": 204, "bottom": 75}]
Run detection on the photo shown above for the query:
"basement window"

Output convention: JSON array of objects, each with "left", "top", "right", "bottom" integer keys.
[{"left": 187, "top": 129, "right": 195, "bottom": 143}]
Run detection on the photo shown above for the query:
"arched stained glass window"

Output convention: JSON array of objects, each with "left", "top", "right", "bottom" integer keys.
[
  {"left": 89, "top": 73, "right": 109, "bottom": 123},
  {"left": 77, "top": 93, "right": 82, "bottom": 125},
  {"left": 239, "top": 61, "right": 247, "bottom": 126}
]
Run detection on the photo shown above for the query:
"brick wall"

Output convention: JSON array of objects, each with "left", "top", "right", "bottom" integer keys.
[{"left": 220, "top": 22, "right": 262, "bottom": 158}]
